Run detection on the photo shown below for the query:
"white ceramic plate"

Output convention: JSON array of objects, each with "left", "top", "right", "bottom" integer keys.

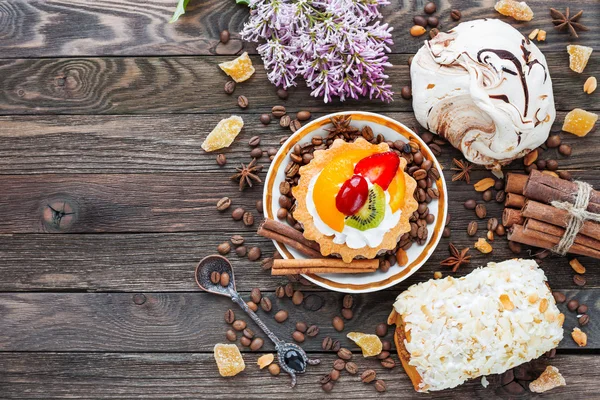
[{"left": 263, "top": 112, "right": 447, "bottom": 293}]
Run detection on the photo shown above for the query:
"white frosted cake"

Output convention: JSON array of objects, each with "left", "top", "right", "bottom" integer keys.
[{"left": 389, "top": 259, "right": 564, "bottom": 392}]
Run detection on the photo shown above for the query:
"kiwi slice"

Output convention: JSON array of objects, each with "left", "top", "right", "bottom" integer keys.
[{"left": 345, "top": 184, "right": 385, "bottom": 231}]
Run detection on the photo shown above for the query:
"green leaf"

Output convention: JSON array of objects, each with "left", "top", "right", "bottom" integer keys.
[
  {"left": 236, "top": 0, "right": 249, "bottom": 5},
  {"left": 169, "top": 0, "right": 190, "bottom": 23}
]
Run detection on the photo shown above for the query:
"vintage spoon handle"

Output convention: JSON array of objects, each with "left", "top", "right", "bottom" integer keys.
[{"left": 230, "top": 291, "right": 283, "bottom": 347}]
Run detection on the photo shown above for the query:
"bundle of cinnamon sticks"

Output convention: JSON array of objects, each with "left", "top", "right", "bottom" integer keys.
[
  {"left": 257, "top": 218, "right": 379, "bottom": 275},
  {"left": 503, "top": 170, "right": 600, "bottom": 259}
]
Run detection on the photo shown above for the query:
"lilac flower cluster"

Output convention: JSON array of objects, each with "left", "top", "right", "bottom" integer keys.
[{"left": 241, "top": 0, "right": 394, "bottom": 103}]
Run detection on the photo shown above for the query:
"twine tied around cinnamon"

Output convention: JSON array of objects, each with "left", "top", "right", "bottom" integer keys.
[{"left": 551, "top": 180, "right": 600, "bottom": 255}]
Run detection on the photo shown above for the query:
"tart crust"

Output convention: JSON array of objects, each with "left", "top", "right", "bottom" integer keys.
[{"left": 292, "top": 138, "right": 418, "bottom": 263}]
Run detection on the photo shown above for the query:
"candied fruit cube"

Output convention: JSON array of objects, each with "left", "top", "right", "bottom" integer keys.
[
  {"left": 529, "top": 366, "right": 566, "bottom": 393},
  {"left": 562, "top": 108, "right": 598, "bottom": 137},
  {"left": 347, "top": 332, "right": 382, "bottom": 357},
  {"left": 219, "top": 52, "right": 255, "bottom": 83},
  {"left": 201, "top": 115, "right": 244, "bottom": 152},
  {"left": 214, "top": 343, "right": 245, "bottom": 377},
  {"left": 494, "top": 0, "right": 533, "bottom": 21},
  {"left": 567, "top": 45, "right": 593, "bottom": 73}
]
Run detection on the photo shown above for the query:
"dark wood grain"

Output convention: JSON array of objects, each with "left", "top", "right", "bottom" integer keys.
[
  {"left": 0, "top": 53, "right": 596, "bottom": 115},
  {"left": 0, "top": 0, "right": 598, "bottom": 58},
  {"left": 0, "top": 290, "right": 596, "bottom": 351},
  {"left": 1, "top": 112, "right": 598, "bottom": 175}
]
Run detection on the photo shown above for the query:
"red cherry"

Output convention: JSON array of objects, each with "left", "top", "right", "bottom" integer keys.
[
  {"left": 354, "top": 151, "right": 400, "bottom": 190},
  {"left": 336, "top": 175, "right": 369, "bottom": 216}
]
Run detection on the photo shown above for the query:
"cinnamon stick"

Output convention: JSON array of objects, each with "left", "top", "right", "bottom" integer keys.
[
  {"left": 502, "top": 208, "right": 525, "bottom": 228},
  {"left": 260, "top": 219, "right": 320, "bottom": 251},
  {"left": 506, "top": 173, "right": 528, "bottom": 195},
  {"left": 258, "top": 224, "right": 322, "bottom": 258},
  {"left": 522, "top": 200, "right": 600, "bottom": 240},
  {"left": 271, "top": 268, "right": 376, "bottom": 275},
  {"left": 273, "top": 258, "right": 378, "bottom": 269},
  {"left": 508, "top": 224, "right": 600, "bottom": 259},
  {"left": 505, "top": 193, "right": 526, "bottom": 208},
  {"left": 525, "top": 218, "right": 600, "bottom": 251},
  {"left": 524, "top": 170, "right": 600, "bottom": 213}
]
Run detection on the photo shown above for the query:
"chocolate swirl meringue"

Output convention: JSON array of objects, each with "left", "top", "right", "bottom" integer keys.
[{"left": 411, "top": 19, "right": 555, "bottom": 169}]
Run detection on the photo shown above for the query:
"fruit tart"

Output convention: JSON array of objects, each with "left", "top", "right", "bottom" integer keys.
[{"left": 292, "top": 138, "right": 418, "bottom": 263}]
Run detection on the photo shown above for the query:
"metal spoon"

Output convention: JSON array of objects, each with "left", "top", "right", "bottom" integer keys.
[{"left": 195, "top": 255, "right": 320, "bottom": 387}]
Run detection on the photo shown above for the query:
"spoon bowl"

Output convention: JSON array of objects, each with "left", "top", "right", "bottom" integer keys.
[{"left": 195, "top": 255, "right": 236, "bottom": 296}]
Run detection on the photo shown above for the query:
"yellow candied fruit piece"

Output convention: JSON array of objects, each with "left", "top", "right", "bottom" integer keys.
[
  {"left": 257, "top": 353, "right": 274, "bottom": 369},
  {"left": 347, "top": 332, "right": 383, "bottom": 357},
  {"left": 494, "top": 0, "right": 533, "bottom": 21},
  {"left": 562, "top": 108, "right": 598, "bottom": 137},
  {"left": 201, "top": 115, "right": 244, "bottom": 152},
  {"left": 214, "top": 343, "right": 245, "bottom": 377},
  {"left": 529, "top": 366, "right": 566, "bottom": 393},
  {"left": 219, "top": 52, "right": 256, "bottom": 83},
  {"left": 499, "top": 294, "right": 514, "bottom": 311},
  {"left": 567, "top": 45, "right": 593, "bottom": 74}
]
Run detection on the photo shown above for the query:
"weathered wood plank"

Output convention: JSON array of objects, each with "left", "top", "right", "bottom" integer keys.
[
  {"left": 0, "top": 54, "right": 596, "bottom": 115},
  {"left": 0, "top": 0, "right": 597, "bottom": 58},
  {"left": 0, "top": 112, "right": 596, "bottom": 174},
  {"left": 0, "top": 290, "right": 595, "bottom": 351},
  {"left": 0, "top": 352, "right": 596, "bottom": 399}
]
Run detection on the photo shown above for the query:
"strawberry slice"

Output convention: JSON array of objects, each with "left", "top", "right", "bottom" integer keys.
[{"left": 354, "top": 151, "right": 400, "bottom": 190}]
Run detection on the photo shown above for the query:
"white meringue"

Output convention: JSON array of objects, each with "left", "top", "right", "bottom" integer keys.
[{"left": 411, "top": 19, "right": 555, "bottom": 169}]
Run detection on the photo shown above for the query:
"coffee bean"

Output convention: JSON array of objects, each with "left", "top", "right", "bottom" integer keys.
[
  {"left": 380, "top": 357, "right": 395, "bottom": 368},
  {"left": 292, "top": 331, "right": 305, "bottom": 343},
  {"left": 276, "top": 88, "right": 288, "bottom": 100},
  {"left": 217, "top": 242, "right": 231, "bottom": 255},
  {"left": 216, "top": 153, "right": 227, "bottom": 166},
  {"left": 345, "top": 362, "right": 358, "bottom": 375},
  {"left": 546, "top": 134, "right": 561, "bottom": 148},
  {"left": 376, "top": 323, "right": 388, "bottom": 337},
  {"left": 225, "top": 309, "right": 235, "bottom": 324},
  {"left": 243, "top": 328, "right": 255, "bottom": 339},
  {"left": 240, "top": 336, "right": 251, "bottom": 347},
  {"left": 275, "top": 286, "right": 285, "bottom": 298},
  {"left": 577, "top": 304, "right": 588, "bottom": 314},
  {"left": 558, "top": 170, "right": 573, "bottom": 181},
  {"left": 546, "top": 159, "right": 559, "bottom": 171},
  {"left": 220, "top": 29, "right": 230, "bottom": 43},
  {"left": 210, "top": 271, "right": 221, "bottom": 284},
  {"left": 558, "top": 144, "right": 572, "bottom": 156},
  {"left": 247, "top": 247, "right": 261, "bottom": 261},
  {"left": 297, "top": 111, "right": 311, "bottom": 121},
  {"left": 216, "top": 197, "right": 231, "bottom": 211},
  {"left": 250, "top": 288, "right": 262, "bottom": 304},
  {"left": 443, "top": 227, "right": 451, "bottom": 237},
  {"left": 496, "top": 224, "right": 506, "bottom": 236},
  {"left": 496, "top": 190, "right": 506, "bottom": 203},
  {"left": 250, "top": 337, "right": 264, "bottom": 351},
  {"left": 401, "top": 86, "right": 412, "bottom": 100},
  {"left": 284, "top": 283, "right": 294, "bottom": 297},
  {"left": 330, "top": 369, "right": 340, "bottom": 381},
  {"left": 247, "top": 136, "right": 261, "bottom": 147},
  {"left": 272, "top": 105, "right": 287, "bottom": 117},
  {"left": 292, "top": 290, "right": 304, "bottom": 305},
  {"left": 290, "top": 119, "right": 302, "bottom": 132},
  {"left": 377, "top": 351, "right": 390, "bottom": 360},
  {"left": 508, "top": 241, "right": 521, "bottom": 254},
  {"left": 450, "top": 9, "right": 462, "bottom": 20},
  {"left": 573, "top": 274, "right": 586, "bottom": 286},
  {"left": 279, "top": 114, "right": 291, "bottom": 128},
  {"left": 260, "top": 113, "right": 271, "bottom": 125},
  {"left": 322, "top": 336, "right": 333, "bottom": 351},
  {"left": 220, "top": 272, "right": 230, "bottom": 287},
  {"left": 224, "top": 80, "right": 236, "bottom": 94},
  {"left": 268, "top": 363, "right": 280, "bottom": 376},
  {"left": 579, "top": 314, "right": 590, "bottom": 326},
  {"left": 231, "top": 207, "right": 245, "bottom": 220},
  {"left": 424, "top": 1, "right": 436, "bottom": 13},
  {"left": 427, "top": 16, "right": 439, "bottom": 27},
  {"left": 295, "top": 322, "right": 307, "bottom": 333},
  {"left": 243, "top": 211, "right": 254, "bottom": 226},
  {"left": 337, "top": 348, "right": 352, "bottom": 360},
  {"left": 246, "top": 302, "right": 257, "bottom": 311},
  {"left": 487, "top": 218, "right": 499, "bottom": 232},
  {"left": 342, "top": 294, "right": 353, "bottom": 309},
  {"left": 321, "top": 382, "right": 334, "bottom": 392},
  {"left": 475, "top": 204, "right": 487, "bottom": 219},
  {"left": 482, "top": 189, "right": 493, "bottom": 202},
  {"left": 331, "top": 340, "right": 341, "bottom": 352},
  {"left": 333, "top": 359, "right": 346, "bottom": 371},
  {"left": 274, "top": 310, "right": 288, "bottom": 323},
  {"left": 237, "top": 95, "right": 248, "bottom": 109},
  {"left": 381, "top": 340, "right": 391, "bottom": 351},
  {"left": 232, "top": 320, "right": 246, "bottom": 331},
  {"left": 235, "top": 246, "right": 247, "bottom": 257},
  {"left": 464, "top": 199, "right": 476, "bottom": 209},
  {"left": 413, "top": 15, "right": 427, "bottom": 27},
  {"left": 226, "top": 329, "right": 236, "bottom": 342},
  {"left": 374, "top": 380, "right": 387, "bottom": 392},
  {"left": 552, "top": 291, "right": 566, "bottom": 303},
  {"left": 306, "top": 325, "right": 319, "bottom": 337},
  {"left": 319, "top": 374, "right": 331, "bottom": 385},
  {"left": 249, "top": 147, "right": 263, "bottom": 159},
  {"left": 230, "top": 235, "right": 244, "bottom": 246},
  {"left": 361, "top": 369, "right": 377, "bottom": 383},
  {"left": 279, "top": 195, "right": 292, "bottom": 209},
  {"left": 567, "top": 299, "right": 579, "bottom": 312},
  {"left": 332, "top": 316, "right": 344, "bottom": 331},
  {"left": 467, "top": 221, "right": 478, "bottom": 236},
  {"left": 260, "top": 297, "right": 272, "bottom": 312}
]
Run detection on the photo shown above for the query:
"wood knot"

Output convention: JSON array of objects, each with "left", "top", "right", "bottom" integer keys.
[
  {"left": 41, "top": 198, "right": 78, "bottom": 232},
  {"left": 302, "top": 294, "right": 324, "bottom": 312},
  {"left": 133, "top": 293, "right": 147, "bottom": 305}
]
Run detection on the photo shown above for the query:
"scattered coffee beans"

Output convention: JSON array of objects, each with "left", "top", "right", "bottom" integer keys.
[
  {"left": 216, "top": 153, "right": 227, "bottom": 166},
  {"left": 225, "top": 309, "right": 235, "bottom": 324},
  {"left": 361, "top": 369, "right": 377, "bottom": 383},
  {"left": 450, "top": 9, "right": 462, "bottom": 20},
  {"left": 220, "top": 272, "right": 230, "bottom": 287},
  {"left": 268, "top": 363, "right": 280, "bottom": 376},
  {"left": 375, "top": 380, "right": 387, "bottom": 392},
  {"left": 260, "top": 114, "right": 271, "bottom": 125},
  {"left": 260, "top": 297, "right": 272, "bottom": 312},
  {"left": 210, "top": 271, "right": 221, "bottom": 284},
  {"left": 250, "top": 337, "right": 264, "bottom": 350},
  {"left": 375, "top": 323, "right": 388, "bottom": 337},
  {"left": 332, "top": 316, "right": 344, "bottom": 332},
  {"left": 274, "top": 310, "right": 289, "bottom": 323},
  {"left": 237, "top": 95, "right": 248, "bottom": 109},
  {"left": 216, "top": 197, "right": 231, "bottom": 211},
  {"left": 345, "top": 362, "right": 358, "bottom": 375},
  {"left": 217, "top": 242, "right": 231, "bottom": 255},
  {"left": 231, "top": 207, "right": 245, "bottom": 220},
  {"left": 292, "top": 290, "right": 304, "bottom": 305},
  {"left": 232, "top": 320, "right": 246, "bottom": 331},
  {"left": 424, "top": 1, "right": 436, "bottom": 13},
  {"left": 224, "top": 80, "right": 236, "bottom": 94},
  {"left": 292, "top": 331, "right": 305, "bottom": 343},
  {"left": 248, "top": 247, "right": 261, "bottom": 261},
  {"left": 567, "top": 299, "right": 579, "bottom": 312},
  {"left": 226, "top": 329, "right": 236, "bottom": 342},
  {"left": 306, "top": 325, "right": 319, "bottom": 337}
]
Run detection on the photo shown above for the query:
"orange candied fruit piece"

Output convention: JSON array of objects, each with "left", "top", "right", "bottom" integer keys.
[
  {"left": 387, "top": 169, "right": 406, "bottom": 213},
  {"left": 567, "top": 45, "right": 593, "bottom": 74},
  {"left": 562, "top": 108, "right": 598, "bottom": 137},
  {"left": 347, "top": 332, "right": 383, "bottom": 357},
  {"left": 219, "top": 52, "right": 256, "bottom": 83},
  {"left": 214, "top": 343, "right": 245, "bottom": 377},
  {"left": 494, "top": 0, "right": 533, "bottom": 21},
  {"left": 201, "top": 115, "right": 244, "bottom": 152}
]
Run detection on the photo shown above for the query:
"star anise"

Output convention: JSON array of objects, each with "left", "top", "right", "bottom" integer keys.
[
  {"left": 550, "top": 8, "right": 588, "bottom": 38},
  {"left": 231, "top": 158, "right": 262, "bottom": 191},
  {"left": 326, "top": 114, "right": 359, "bottom": 139},
  {"left": 440, "top": 243, "right": 471, "bottom": 272},
  {"left": 451, "top": 158, "right": 473, "bottom": 183}
]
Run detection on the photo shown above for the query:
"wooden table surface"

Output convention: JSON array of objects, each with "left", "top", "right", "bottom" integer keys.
[{"left": 1, "top": 0, "right": 599, "bottom": 398}]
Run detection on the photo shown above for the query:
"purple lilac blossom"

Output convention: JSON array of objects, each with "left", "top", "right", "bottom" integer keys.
[{"left": 241, "top": 0, "right": 394, "bottom": 103}]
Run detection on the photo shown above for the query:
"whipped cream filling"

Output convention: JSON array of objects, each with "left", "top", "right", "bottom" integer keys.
[
  {"left": 306, "top": 172, "right": 401, "bottom": 249},
  {"left": 411, "top": 19, "right": 555, "bottom": 169}
]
